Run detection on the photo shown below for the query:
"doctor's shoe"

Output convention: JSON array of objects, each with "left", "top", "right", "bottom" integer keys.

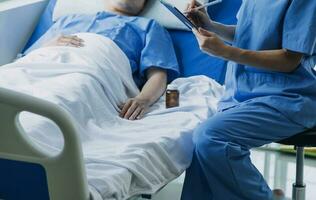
[{"left": 272, "top": 189, "right": 286, "bottom": 200}]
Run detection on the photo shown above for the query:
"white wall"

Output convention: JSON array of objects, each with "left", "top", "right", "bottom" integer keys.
[{"left": 0, "top": 0, "right": 48, "bottom": 65}]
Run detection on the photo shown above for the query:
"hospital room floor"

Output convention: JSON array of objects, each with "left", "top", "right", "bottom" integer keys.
[{"left": 151, "top": 147, "right": 316, "bottom": 200}]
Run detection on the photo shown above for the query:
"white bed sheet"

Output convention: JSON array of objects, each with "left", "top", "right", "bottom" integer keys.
[{"left": 0, "top": 33, "right": 224, "bottom": 200}]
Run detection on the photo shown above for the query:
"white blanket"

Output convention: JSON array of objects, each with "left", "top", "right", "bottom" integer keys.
[{"left": 0, "top": 33, "right": 224, "bottom": 200}]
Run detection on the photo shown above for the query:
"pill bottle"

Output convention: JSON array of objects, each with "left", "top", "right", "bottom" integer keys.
[{"left": 166, "top": 85, "right": 179, "bottom": 108}]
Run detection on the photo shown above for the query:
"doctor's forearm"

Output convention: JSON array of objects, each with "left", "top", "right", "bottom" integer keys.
[
  {"left": 222, "top": 46, "right": 303, "bottom": 73},
  {"left": 208, "top": 22, "right": 236, "bottom": 43}
]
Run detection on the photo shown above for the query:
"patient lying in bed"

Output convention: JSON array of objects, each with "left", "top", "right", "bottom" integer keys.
[
  {"left": 25, "top": 0, "right": 179, "bottom": 120},
  {"left": 0, "top": 1, "right": 225, "bottom": 199}
]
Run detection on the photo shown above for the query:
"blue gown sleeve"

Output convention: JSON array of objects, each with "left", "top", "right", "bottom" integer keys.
[
  {"left": 139, "top": 20, "right": 180, "bottom": 82},
  {"left": 282, "top": 0, "right": 316, "bottom": 56}
]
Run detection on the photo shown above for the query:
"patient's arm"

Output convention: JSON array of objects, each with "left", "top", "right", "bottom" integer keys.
[
  {"left": 120, "top": 68, "right": 167, "bottom": 120},
  {"left": 43, "top": 35, "right": 85, "bottom": 48}
]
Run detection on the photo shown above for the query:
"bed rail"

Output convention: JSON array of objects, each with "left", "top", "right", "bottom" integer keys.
[{"left": 0, "top": 87, "right": 90, "bottom": 200}]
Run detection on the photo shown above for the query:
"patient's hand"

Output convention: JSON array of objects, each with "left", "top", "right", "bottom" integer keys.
[
  {"left": 44, "top": 35, "right": 85, "bottom": 48},
  {"left": 119, "top": 97, "right": 150, "bottom": 120},
  {"left": 119, "top": 68, "right": 167, "bottom": 120}
]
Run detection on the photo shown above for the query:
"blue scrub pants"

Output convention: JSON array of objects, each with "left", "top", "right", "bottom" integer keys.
[{"left": 181, "top": 102, "right": 305, "bottom": 200}]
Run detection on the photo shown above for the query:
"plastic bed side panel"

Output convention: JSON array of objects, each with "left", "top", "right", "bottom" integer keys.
[{"left": 0, "top": 87, "right": 90, "bottom": 200}]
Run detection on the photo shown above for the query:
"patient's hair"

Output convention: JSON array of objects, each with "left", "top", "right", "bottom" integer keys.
[{"left": 110, "top": 0, "right": 147, "bottom": 16}]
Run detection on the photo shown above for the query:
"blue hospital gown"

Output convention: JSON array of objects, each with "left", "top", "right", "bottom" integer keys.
[
  {"left": 219, "top": 0, "right": 316, "bottom": 128},
  {"left": 25, "top": 12, "right": 179, "bottom": 87}
]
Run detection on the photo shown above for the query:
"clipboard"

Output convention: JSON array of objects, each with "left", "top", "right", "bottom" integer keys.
[{"left": 160, "top": 0, "right": 198, "bottom": 30}]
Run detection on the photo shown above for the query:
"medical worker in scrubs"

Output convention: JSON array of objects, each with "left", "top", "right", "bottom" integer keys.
[{"left": 182, "top": 0, "right": 316, "bottom": 199}]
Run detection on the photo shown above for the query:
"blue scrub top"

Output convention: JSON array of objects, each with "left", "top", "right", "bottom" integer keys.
[
  {"left": 25, "top": 12, "right": 180, "bottom": 87},
  {"left": 219, "top": 0, "right": 316, "bottom": 128}
]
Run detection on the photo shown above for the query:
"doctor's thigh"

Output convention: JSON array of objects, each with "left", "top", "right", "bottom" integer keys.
[{"left": 181, "top": 102, "right": 305, "bottom": 200}]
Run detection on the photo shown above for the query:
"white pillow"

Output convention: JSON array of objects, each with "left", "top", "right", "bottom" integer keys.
[
  {"left": 53, "top": 0, "right": 209, "bottom": 30},
  {"left": 53, "top": 0, "right": 105, "bottom": 21}
]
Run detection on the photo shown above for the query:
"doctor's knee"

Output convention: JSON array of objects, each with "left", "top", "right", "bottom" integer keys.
[{"left": 193, "top": 121, "right": 228, "bottom": 152}]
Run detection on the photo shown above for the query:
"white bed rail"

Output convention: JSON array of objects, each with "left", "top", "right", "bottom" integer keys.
[{"left": 0, "top": 87, "right": 90, "bottom": 200}]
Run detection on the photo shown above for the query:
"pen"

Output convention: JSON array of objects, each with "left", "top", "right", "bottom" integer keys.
[{"left": 183, "top": 0, "right": 222, "bottom": 13}]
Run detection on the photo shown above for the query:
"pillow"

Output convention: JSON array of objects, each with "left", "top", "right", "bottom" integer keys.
[
  {"left": 52, "top": 0, "right": 208, "bottom": 30},
  {"left": 23, "top": 0, "right": 57, "bottom": 51},
  {"left": 169, "top": 30, "right": 227, "bottom": 84},
  {"left": 53, "top": 0, "right": 104, "bottom": 21}
]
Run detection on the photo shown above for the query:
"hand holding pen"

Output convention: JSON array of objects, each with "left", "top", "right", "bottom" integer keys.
[
  {"left": 184, "top": 0, "right": 222, "bottom": 14},
  {"left": 186, "top": 1, "right": 228, "bottom": 59},
  {"left": 185, "top": 0, "right": 214, "bottom": 30}
]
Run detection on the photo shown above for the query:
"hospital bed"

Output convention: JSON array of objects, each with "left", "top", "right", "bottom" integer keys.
[{"left": 0, "top": 0, "right": 243, "bottom": 199}]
